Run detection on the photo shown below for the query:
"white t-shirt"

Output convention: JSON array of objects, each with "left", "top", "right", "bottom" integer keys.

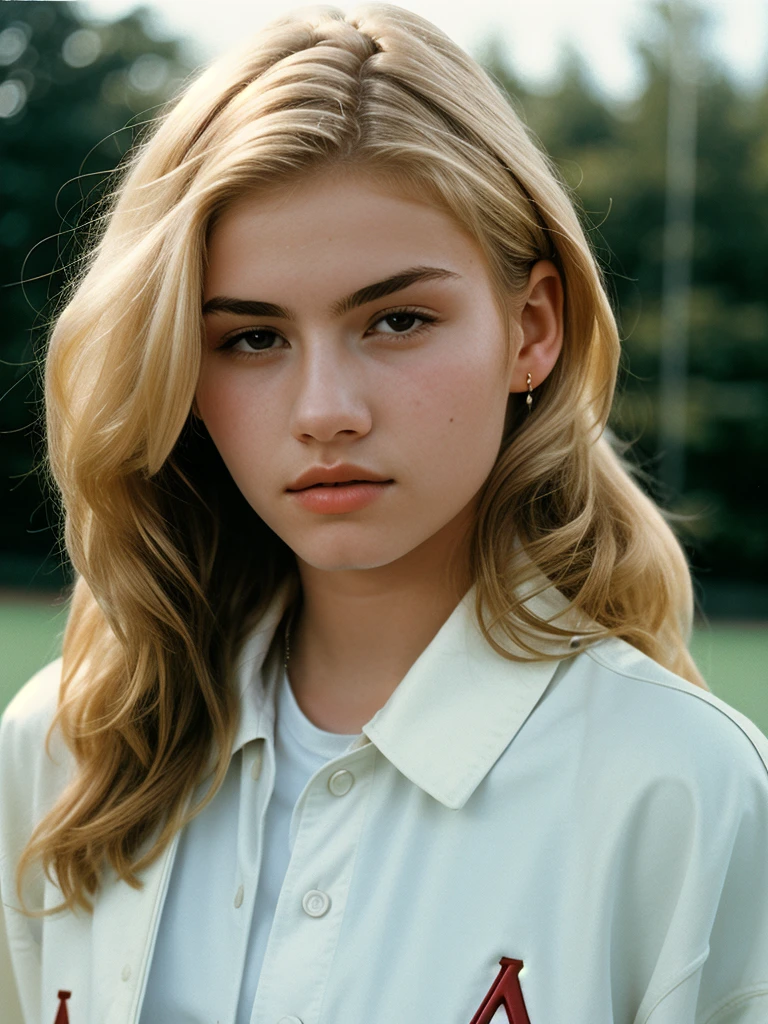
[{"left": 139, "top": 644, "right": 360, "bottom": 1024}]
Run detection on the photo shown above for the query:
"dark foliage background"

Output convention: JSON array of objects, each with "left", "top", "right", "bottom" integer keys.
[
  {"left": 1, "top": 1, "right": 766, "bottom": 614},
  {"left": 0, "top": 1, "right": 192, "bottom": 589},
  {"left": 481, "top": 15, "right": 768, "bottom": 616}
]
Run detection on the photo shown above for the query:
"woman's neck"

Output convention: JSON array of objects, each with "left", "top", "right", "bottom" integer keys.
[{"left": 286, "top": 519, "right": 473, "bottom": 734}]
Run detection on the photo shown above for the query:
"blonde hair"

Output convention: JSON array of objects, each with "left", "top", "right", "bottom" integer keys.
[{"left": 17, "top": 2, "right": 704, "bottom": 918}]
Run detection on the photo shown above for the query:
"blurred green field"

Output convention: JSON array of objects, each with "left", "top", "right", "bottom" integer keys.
[{"left": 1, "top": 599, "right": 767, "bottom": 735}]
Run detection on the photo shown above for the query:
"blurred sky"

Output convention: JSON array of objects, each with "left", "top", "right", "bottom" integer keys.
[{"left": 81, "top": 0, "right": 767, "bottom": 100}]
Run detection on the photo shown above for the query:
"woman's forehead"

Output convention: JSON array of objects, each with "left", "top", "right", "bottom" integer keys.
[
  {"left": 209, "top": 166, "right": 458, "bottom": 237},
  {"left": 203, "top": 170, "right": 491, "bottom": 298}
]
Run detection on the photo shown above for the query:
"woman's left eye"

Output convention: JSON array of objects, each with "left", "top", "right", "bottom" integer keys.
[
  {"left": 369, "top": 309, "right": 436, "bottom": 336},
  {"left": 221, "top": 328, "right": 284, "bottom": 353}
]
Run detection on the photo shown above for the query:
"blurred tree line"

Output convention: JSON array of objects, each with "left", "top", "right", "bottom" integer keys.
[
  {"left": 481, "top": 11, "right": 768, "bottom": 615},
  {"left": 0, "top": 1, "right": 193, "bottom": 588},
  {"left": 0, "top": 1, "right": 766, "bottom": 614}
]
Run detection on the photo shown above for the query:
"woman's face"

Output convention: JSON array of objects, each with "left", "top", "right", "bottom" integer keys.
[{"left": 197, "top": 169, "right": 551, "bottom": 579}]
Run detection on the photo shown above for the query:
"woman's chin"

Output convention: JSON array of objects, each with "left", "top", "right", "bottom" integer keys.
[
  {"left": 294, "top": 551, "right": 404, "bottom": 574},
  {"left": 291, "top": 537, "right": 420, "bottom": 575}
]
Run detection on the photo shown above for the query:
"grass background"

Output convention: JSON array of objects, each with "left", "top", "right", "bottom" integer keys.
[{"left": 1, "top": 596, "right": 767, "bottom": 734}]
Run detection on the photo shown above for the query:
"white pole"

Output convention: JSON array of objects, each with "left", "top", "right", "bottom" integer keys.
[{"left": 659, "top": 0, "right": 699, "bottom": 496}]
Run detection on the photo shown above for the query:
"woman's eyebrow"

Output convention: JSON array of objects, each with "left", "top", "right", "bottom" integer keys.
[
  {"left": 201, "top": 265, "right": 459, "bottom": 319},
  {"left": 330, "top": 265, "right": 459, "bottom": 315},
  {"left": 202, "top": 297, "right": 287, "bottom": 317}
]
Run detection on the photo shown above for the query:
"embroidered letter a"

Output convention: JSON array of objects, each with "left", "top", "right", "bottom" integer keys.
[
  {"left": 470, "top": 957, "right": 531, "bottom": 1024},
  {"left": 54, "top": 990, "right": 72, "bottom": 1024}
]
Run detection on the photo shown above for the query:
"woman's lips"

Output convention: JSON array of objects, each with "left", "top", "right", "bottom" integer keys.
[{"left": 288, "top": 481, "right": 393, "bottom": 514}]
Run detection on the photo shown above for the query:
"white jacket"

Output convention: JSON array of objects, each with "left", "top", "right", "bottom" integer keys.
[{"left": 2, "top": 582, "right": 768, "bottom": 1024}]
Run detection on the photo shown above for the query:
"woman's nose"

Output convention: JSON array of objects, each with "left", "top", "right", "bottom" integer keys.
[{"left": 289, "top": 343, "right": 373, "bottom": 444}]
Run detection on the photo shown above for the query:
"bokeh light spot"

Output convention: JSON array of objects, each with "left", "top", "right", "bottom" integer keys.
[
  {"left": 128, "top": 53, "right": 169, "bottom": 93},
  {"left": 100, "top": 68, "right": 127, "bottom": 106},
  {"left": 0, "top": 25, "right": 30, "bottom": 67},
  {"left": 62, "top": 28, "right": 102, "bottom": 69},
  {"left": 0, "top": 79, "right": 27, "bottom": 118}
]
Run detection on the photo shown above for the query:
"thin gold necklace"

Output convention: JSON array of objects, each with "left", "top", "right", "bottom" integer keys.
[{"left": 283, "top": 618, "right": 292, "bottom": 672}]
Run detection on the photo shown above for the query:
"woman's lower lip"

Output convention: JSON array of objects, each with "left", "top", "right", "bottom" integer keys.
[{"left": 288, "top": 481, "right": 393, "bottom": 514}]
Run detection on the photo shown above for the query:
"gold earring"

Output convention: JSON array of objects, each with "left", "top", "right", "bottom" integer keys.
[{"left": 526, "top": 373, "right": 533, "bottom": 412}]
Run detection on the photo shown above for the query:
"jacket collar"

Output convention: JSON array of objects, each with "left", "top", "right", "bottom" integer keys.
[
  {"left": 229, "top": 581, "right": 293, "bottom": 753},
  {"left": 229, "top": 571, "right": 585, "bottom": 810},
  {"left": 362, "top": 581, "right": 579, "bottom": 809}
]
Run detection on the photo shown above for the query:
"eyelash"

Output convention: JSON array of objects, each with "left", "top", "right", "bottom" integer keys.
[{"left": 216, "top": 306, "right": 439, "bottom": 359}]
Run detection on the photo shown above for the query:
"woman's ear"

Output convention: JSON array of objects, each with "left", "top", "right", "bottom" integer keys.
[{"left": 508, "top": 259, "right": 564, "bottom": 394}]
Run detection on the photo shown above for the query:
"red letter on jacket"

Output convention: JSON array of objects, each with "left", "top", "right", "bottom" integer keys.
[
  {"left": 54, "top": 990, "right": 72, "bottom": 1024},
  {"left": 470, "top": 957, "right": 531, "bottom": 1024}
]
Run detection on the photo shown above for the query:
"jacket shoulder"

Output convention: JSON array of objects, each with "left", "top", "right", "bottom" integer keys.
[
  {"left": 582, "top": 636, "right": 768, "bottom": 780},
  {"left": 1, "top": 657, "right": 72, "bottom": 785},
  {"left": 566, "top": 641, "right": 768, "bottom": 1019},
  {"left": 2, "top": 657, "right": 64, "bottom": 733},
  {"left": 1, "top": 658, "right": 73, "bottom": 789},
  {"left": 1, "top": 656, "right": 75, "bottom": 914},
  {"left": 0, "top": 657, "right": 73, "bottom": 877},
  {"left": 0, "top": 660, "right": 67, "bottom": 1024}
]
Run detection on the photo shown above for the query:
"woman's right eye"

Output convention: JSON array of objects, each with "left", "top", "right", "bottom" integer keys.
[{"left": 220, "top": 328, "right": 285, "bottom": 354}]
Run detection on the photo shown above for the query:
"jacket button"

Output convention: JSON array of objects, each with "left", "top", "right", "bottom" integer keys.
[
  {"left": 121, "top": 964, "right": 131, "bottom": 981},
  {"left": 234, "top": 884, "right": 244, "bottom": 908},
  {"left": 251, "top": 744, "right": 264, "bottom": 780},
  {"left": 327, "top": 769, "right": 354, "bottom": 796},
  {"left": 302, "top": 889, "right": 331, "bottom": 917}
]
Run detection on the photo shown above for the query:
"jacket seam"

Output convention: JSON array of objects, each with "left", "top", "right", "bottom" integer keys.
[
  {"left": 700, "top": 984, "right": 768, "bottom": 1024},
  {"left": 637, "top": 948, "right": 709, "bottom": 1024},
  {"left": 585, "top": 645, "right": 768, "bottom": 777}
]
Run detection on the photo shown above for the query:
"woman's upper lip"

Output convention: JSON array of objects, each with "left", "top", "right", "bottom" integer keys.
[{"left": 287, "top": 464, "right": 393, "bottom": 491}]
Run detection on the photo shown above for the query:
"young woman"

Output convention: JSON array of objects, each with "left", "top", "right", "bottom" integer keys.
[{"left": 1, "top": 5, "right": 767, "bottom": 1023}]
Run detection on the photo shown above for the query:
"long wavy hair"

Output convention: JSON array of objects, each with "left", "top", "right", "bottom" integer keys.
[{"left": 17, "top": 2, "right": 705, "bottom": 918}]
